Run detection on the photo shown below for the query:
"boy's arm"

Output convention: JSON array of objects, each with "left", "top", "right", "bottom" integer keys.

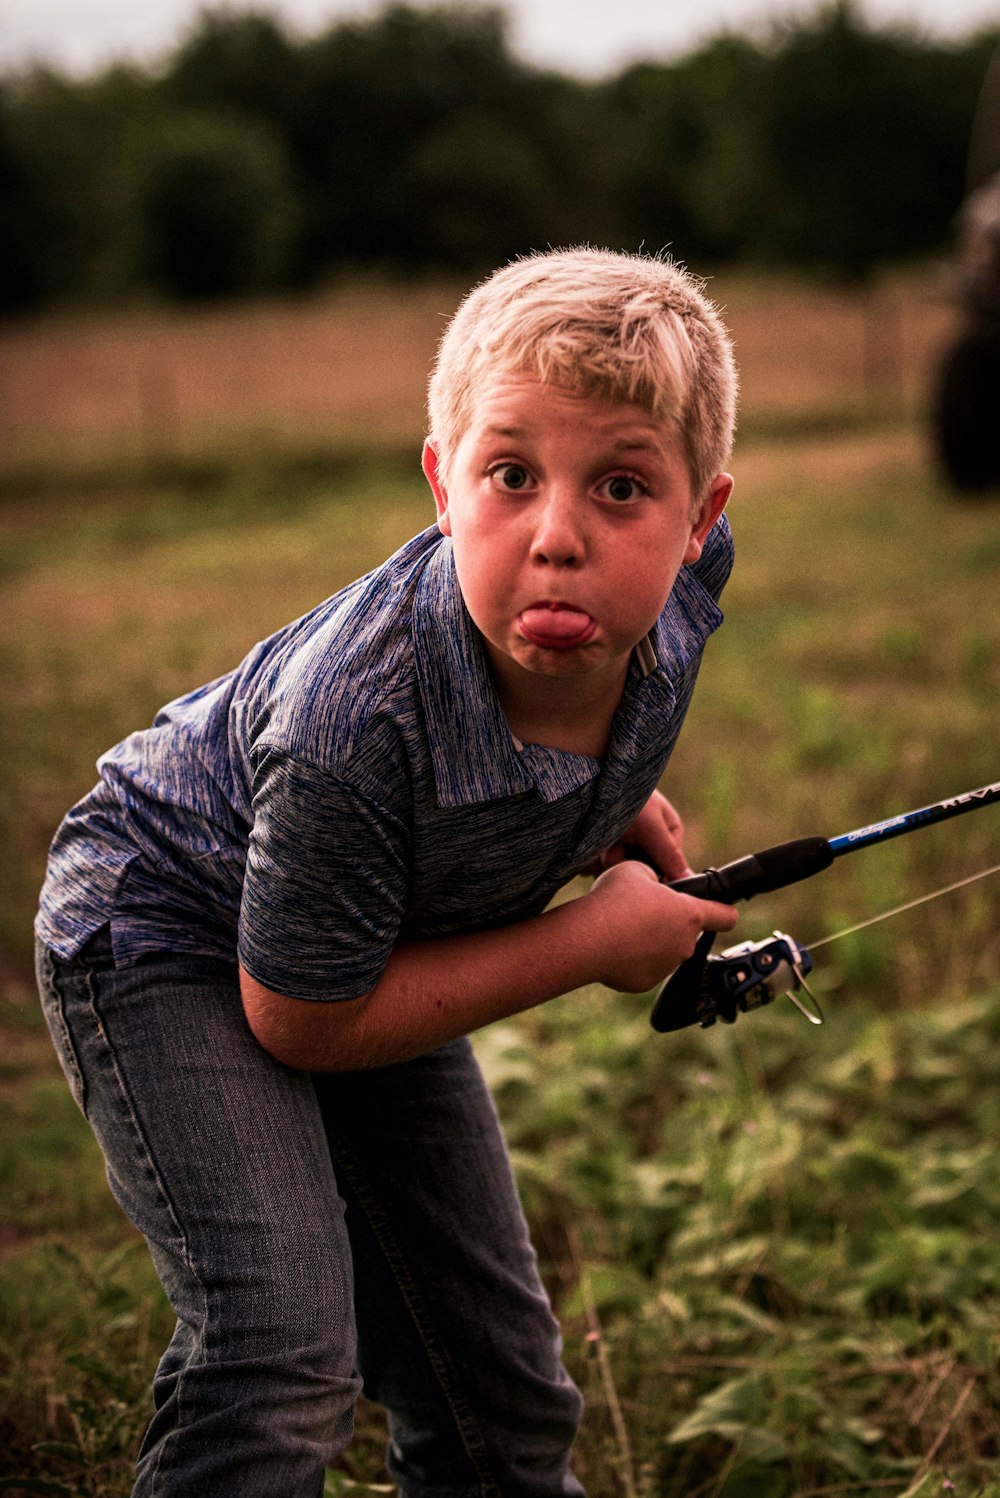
[{"left": 240, "top": 859, "right": 736, "bottom": 1072}]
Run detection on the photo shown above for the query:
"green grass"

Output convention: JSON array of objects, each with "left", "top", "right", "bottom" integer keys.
[
  {"left": 2, "top": 416, "right": 1000, "bottom": 1494},
  {"left": 482, "top": 985, "right": 1000, "bottom": 1496}
]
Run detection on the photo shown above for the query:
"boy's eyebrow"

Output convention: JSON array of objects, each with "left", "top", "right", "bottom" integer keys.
[
  {"left": 480, "top": 425, "right": 665, "bottom": 454},
  {"left": 608, "top": 437, "right": 663, "bottom": 453},
  {"left": 602, "top": 435, "right": 672, "bottom": 463}
]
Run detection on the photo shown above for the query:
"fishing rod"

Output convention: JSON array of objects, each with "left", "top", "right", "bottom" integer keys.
[{"left": 650, "top": 780, "right": 1000, "bottom": 1033}]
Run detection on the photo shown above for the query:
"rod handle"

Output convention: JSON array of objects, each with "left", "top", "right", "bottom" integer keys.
[{"left": 666, "top": 836, "right": 834, "bottom": 904}]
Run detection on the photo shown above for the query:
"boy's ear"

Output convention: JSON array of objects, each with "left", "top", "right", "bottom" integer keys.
[
  {"left": 683, "top": 473, "right": 733, "bottom": 565},
  {"left": 422, "top": 440, "right": 451, "bottom": 536}
]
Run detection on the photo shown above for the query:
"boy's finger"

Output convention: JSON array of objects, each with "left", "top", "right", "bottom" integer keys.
[
  {"left": 639, "top": 821, "right": 691, "bottom": 880},
  {"left": 659, "top": 798, "right": 685, "bottom": 844},
  {"left": 692, "top": 898, "right": 739, "bottom": 932},
  {"left": 661, "top": 845, "right": 694, "bottom": 880}
]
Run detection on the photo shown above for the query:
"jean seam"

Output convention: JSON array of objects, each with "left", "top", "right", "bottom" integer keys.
[
  {"left": 36, "top": 942, "right": 89, "bottom": 1114},
  {"left": 40, "top": 949, "right": 212, "bottom": 1490},
  {"left": 86, "top": 958, "right": 211, "bottom": 1498},
  {"left": 84, "top": 971, "right": 195, "bottom": 1275},
  {"left": 330, "top": 1135, "right": 502, "bottom": 1498}
]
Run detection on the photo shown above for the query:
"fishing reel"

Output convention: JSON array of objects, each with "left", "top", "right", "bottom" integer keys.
[
  {"left": 650, "top": 930, "right": 822, "bottom": 1032},
  {"left": 642, "top": 777, "right": 1000, "bottom": 1034}
]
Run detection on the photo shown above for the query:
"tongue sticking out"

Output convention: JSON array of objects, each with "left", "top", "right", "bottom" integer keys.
[{"left": 519, "top": 606, "right": 594, "bottom": 646}]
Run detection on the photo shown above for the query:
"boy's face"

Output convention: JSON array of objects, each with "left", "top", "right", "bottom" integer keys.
[{"left": 422, "top": 375, "right": 731, "bottom": 709}]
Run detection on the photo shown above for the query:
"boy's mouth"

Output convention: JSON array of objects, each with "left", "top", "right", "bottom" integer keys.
[{"left": 518, "top": 603, "right": 596, "bottom": 649}]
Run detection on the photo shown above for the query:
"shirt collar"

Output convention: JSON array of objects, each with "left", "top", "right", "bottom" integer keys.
[
  {"left": 606, "top": 565, "right": 724, "bottom": 764},
  {"left": 649, "top": 563, "right": 725, "bottom": 682},
  {"left": 413, "top": 539, "right": 536, "bottom": 807},
  {"left": 412, "top": 537, "right": 723, "bottom": 808}
]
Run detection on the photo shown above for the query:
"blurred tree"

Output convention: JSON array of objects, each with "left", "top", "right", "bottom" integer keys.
[
  {"left": 606, "top": 35, "right": 772, "bottom": 262},
  {"left": 130, "top": 111, "right": 299, "bottom": 298},
  {"left": 599, "top": 64, "right": 700, "bottom": 256},
  {"left": 291, "top": 3, "right": 559, "bottom": 273},
  {"left": 0, "top": 82, "right": 52, "bottom": 311},
  {"left": 410, "top": 113, "right": 551, "bottom": 268},
  {"left": 756, "top": 0, "right": 987, "bottom": 279},
  {"left": 0, "top": 65, "right": 150, "bottom": 309},
  {"left": 0, "top": 1, "right": 996, "bottom": 309},
  {"left": 161, "top": 7, "right": 303, "bottom": 130},
  {"left": 525, "top": 76, "right": 630, "bottom": 251},
  {"left": 672, "top": 37, "right": 776, "bottom": 261}
]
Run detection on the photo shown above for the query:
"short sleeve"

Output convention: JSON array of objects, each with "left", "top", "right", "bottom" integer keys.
[{"left": 238, "top": 750, "right": 411, "bottom": 1001}]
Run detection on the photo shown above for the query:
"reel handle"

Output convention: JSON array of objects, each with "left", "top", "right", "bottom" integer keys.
[{"left": 650, "top": 929, "right": 718, "bottom": 1032}]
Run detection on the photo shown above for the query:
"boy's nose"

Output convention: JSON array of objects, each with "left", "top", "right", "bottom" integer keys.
[{"left": 529, "top": 493, "right": 586, "bottom": 567}]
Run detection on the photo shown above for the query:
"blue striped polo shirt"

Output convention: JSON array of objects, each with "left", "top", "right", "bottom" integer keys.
[{"left": 36, "top": 519, "right": 733, "bottom": 1002}]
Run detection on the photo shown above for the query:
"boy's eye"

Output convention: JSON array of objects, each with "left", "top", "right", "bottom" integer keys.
[
  {"left": 491, "top": 463, "right": 532, "bottom": 492},
  {"left": 600, "top": 474, "right": 645, "bottom": 502}
]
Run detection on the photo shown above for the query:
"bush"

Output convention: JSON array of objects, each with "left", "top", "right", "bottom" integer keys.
[{"left": 130, "top": 110, "right": 299, "bottom": 300}]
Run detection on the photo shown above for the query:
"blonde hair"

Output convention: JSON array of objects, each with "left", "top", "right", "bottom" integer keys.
[{"left": 427, "top": 247, "right": 738, "bottom": 514}]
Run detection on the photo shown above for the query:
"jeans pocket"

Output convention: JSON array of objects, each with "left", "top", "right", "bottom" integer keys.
[{"left": 35, "top": 942, "right": 89, "bottom": 1115}]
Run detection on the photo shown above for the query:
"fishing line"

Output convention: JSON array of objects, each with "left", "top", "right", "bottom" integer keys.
[{"left": 807, "top": 861, "right": 1000, "bottom": 952}]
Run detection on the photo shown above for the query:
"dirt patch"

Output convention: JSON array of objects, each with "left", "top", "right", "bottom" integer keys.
[{"left": 735, "top": 425, "right": 927, "bottom": 496}]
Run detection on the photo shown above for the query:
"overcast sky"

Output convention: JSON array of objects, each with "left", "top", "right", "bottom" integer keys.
[{"left": 2, "top": 0, "right": 998, "bottom": 79}]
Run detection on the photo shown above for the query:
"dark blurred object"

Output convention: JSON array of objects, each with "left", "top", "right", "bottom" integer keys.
[
  {"left": 931, "top": 40, "right": 1000, "bottom": 495},
  {"left": 932, "top": 175, "right": 1000, "bottom": 493}
]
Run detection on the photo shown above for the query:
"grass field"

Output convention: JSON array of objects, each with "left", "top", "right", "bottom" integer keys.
[{"left": 2, "top": 269, "right": 1000, "bottom": 1496}]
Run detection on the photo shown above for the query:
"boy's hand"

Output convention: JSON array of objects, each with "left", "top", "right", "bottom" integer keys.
[
  {"left": 586, "top": 859, "right": 737, "bottom": 993},
  {"left": 595, "top": 789, "right": 692, "bottom": 880}
]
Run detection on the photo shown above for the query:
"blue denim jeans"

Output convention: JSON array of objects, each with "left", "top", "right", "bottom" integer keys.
[{"left": 35, "top": 930, "right": 584, "bottom": 1498}]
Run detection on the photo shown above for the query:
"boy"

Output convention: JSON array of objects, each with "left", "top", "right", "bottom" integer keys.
[{"left": 35, "top": 247, "right": 740, "bottom": 1497}]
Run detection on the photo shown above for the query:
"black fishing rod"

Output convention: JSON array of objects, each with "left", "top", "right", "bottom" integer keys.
[{"left": 651, "top": 780, "right": 1000, "bottom": 1033}]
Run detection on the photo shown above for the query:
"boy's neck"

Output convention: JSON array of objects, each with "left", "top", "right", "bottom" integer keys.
[{"left": 488, "top": 653, "right": 631, "bottom": 760}]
